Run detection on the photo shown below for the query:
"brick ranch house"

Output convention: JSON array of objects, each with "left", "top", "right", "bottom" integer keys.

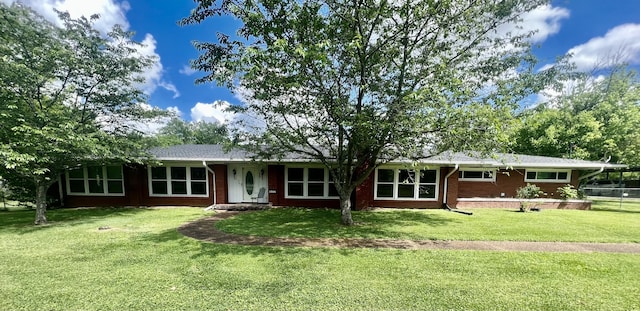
[{"left": 58, "top": 145, "right": 625, "bottom": 210}]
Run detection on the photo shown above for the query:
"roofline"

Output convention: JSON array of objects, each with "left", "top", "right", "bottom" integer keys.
[{"left": 153, "top": 157, "right": 627, "bottom": 169}]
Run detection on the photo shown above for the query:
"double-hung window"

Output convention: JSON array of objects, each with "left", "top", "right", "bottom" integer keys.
[
  {"left": 375, "top": 168, "right": 439, "bottom": 200},
  {"left": 459, "top": 169, "right": 496, "bottom": 182},
  {"left": 149, "top": 165, "right": 208, "bottom": 196},
  {"left": 524, "top": 169, "right": 571, "bottom": 183},
  {"left": 66, "top": 165, "right": 124, "bottom": 196},
  {"left": 285, "top": 167, "right": 338, "bottom": 198}
]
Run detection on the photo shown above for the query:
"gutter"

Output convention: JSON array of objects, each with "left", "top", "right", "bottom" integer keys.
[
  {"left": 578, "top": 166, "right": 604, "bottom": 181},
  {"left": 203, "top": 161, "right": 216, "bottom": 206}
]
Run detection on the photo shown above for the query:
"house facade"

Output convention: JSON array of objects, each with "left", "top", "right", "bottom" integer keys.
[{"left": 58, "top": 145, "right": 625, "bottom": 210}]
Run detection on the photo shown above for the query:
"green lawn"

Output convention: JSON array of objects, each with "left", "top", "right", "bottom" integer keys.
[
  {"left": 1, "top": 206, "right": 639, "bottom": 310},
  {"left": 216, "top": 200, "right": 640, "bottom": 243}
]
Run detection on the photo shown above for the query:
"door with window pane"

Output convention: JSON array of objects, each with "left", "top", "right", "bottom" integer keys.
[{"left": 242, "top": 166, "right": 267, "bottom": 202}]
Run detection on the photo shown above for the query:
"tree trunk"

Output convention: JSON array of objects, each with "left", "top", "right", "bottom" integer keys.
[
  {"left": 340, "top": 196, "right": 354, "bottom": 226},
  {"left": 34, "top": 180, "right": 48, "bottom": 225}
]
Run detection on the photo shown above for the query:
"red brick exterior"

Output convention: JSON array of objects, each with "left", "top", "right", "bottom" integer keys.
[
  {"left": 63, "top": 164, "right": 217, "bottom": 207},
  {"left": 267, "top": 165, "right": 341, "bottom": 208},
  {"left": 456, "top": 169, "right": 580, "bottom": 200},
  {"left": 212, "top": 164, "right": 228, "bottom": 204},
  {"left": 61, "top": 163, "right": 588, "bottom": 210}
]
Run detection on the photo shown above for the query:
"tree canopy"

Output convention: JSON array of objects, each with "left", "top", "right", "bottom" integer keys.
[
  {"left": 0, "top": 3, "right": 166, "bottom": 224},
  {"left": 153, "top": 118, "right": 230, "bottom": 146},
  {"left": 182, "top": 0, "right": 555, "bottom": 224},
  {"left": 512, "top": 66, "right": 640, "bottom": 166}
]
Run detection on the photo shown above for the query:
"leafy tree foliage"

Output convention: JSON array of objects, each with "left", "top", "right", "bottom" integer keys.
[
  {"left": 512, "top": 66, "right": 640, "bottom": 166},
  {"left": 0, "top": 3, "right": 166, "bottom": 224},
  {"left": 182, "top": 0, "right": 554, "bottom": 225},
  {"left": 153, "top": 118, "right": 230, "bottom": 146}
]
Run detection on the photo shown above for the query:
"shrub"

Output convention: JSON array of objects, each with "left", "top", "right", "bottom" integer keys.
[
  {"left": 557, "top": 184, "right": 580, "bottom": 199},
  {"left": 516, "top": 183, "right": 542, "bottom": 199},
  {"left": 516, "top": 183, "right": 542, "bottom": 212}
]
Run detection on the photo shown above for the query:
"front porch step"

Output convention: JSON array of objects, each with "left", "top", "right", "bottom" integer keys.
[{"left": 205, "top": 203, "right": 272, "bottom": 211}]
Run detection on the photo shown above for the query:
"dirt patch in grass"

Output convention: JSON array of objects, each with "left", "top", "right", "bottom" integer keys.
[{"left": 178, "top": 211, "right": 640, "bottom": 253}]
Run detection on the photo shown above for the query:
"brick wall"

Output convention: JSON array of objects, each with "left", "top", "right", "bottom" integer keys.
[
  {"left": 457, "top": 169, "right": 579, "bottom": 199},
  {"left": 64, "top": 164, "right": 217, "bottom": 207}
]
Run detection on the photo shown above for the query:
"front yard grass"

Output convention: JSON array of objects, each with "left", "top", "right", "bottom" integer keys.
[
  {"left": 1, "top": 206, "right": 639, "bottom": 310},
  {"left": 216, "top": 200, "right": 640, "bottom": 243}
]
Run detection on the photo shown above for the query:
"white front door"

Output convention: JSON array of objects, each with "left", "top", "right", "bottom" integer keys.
[
  {"left": 242, "top": 167, "right": 259, "bottom": 202},
  {"left": 228, "top": 164, "right": 267, "bottom": 203}
]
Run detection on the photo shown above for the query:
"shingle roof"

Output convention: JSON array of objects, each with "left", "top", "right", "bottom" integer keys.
[
  {"left": 149, "top": 145, "right": 253, "bottom": 162},
  {"left": 424, "top": 152, "right": 626, "bottom": 169},
  {"left": 149, "top": 145, "right": 626, "bottom": 169}
]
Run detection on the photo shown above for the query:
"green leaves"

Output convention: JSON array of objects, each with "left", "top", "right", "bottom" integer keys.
[
  {"left": 183, "top": 0, "right": 553, "bottom": 221},
  {"left": 512, "top": 66, "right": 640, "bottom": 165},
  {"left": 0, "top": 3, "right": 167, "bottom": 222}
]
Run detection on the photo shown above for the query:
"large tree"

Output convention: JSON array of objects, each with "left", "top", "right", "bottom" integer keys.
[
  {"left": 181, "top": 0, "right": 554, "bottom": 225},
  {"left": 0, "top": 3, "right": 166, "bottom": 224},
  {"left": 512, "top": 66, "right": 640, "bottom": 166}
]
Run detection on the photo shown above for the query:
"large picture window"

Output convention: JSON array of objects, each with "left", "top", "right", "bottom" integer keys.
[
  {"left": 459, "top": 169, "right": 496, "bottom": 182},
  {"left": 285, "top": 167, "right": 338, "bottom": 198},
  {"left": 149, "top": 165, "right": 208, "bottom": 197},
  {"left": 374, "top": 168, "right": 439, "bottom": 200},
  {"left": 524, "top": 169, "right": 571, "bottom": 183},
  {"left": 66, "top": 165, "right": 124, "bottom": 196}
]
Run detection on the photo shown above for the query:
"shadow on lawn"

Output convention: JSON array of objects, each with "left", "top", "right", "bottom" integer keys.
[
  {"left": 139, "top": 208, "right": 461, "bottom": 259},
  {"left": 216, "top": 208, "right": 459, "bottom": 240},
  {"left": 591, "top": 207, "right": 640, "bottom": 214},
  {"left": 141, "top": 227, "right": 333, "bottom": 256},
  {"left": 0, "top": 207, "right": 150, "bottom": 233}
]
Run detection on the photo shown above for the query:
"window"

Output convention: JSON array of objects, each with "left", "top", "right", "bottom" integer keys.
[
  {"left": 66, "top": 165, "right": 124, "bottom": 196},
  {"left": 285, "top": 167, "right": 338, "bottom": 198},
  {"left": 459, "top": 169, "right": 496, "bottom": 182},
  {"left": 524, "top": 169, "right": 571, "bottom": 183},
  {"left": 374, "top": 168, "right": 439, "bottom": 200},
  {"left": 149, "top": 165, "right": 209, "bottom": 196}
]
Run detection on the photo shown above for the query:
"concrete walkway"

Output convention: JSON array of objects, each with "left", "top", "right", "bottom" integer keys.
[{"left": 178, "top": 211, "right": 640, "bottom": 254}]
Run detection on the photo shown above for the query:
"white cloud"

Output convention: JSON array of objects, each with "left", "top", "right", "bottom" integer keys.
[
  {"left": 536, "top": 74, "right": 607, "bottom": 107},
  {"left": 566, "top": 24, "right": 640, "bottom": 71},
  {"left": 7, "top": 0, "right": 178, "bottom": 99},
  {"left": 167, "top": 106, "right": 182, "bottom": 118},
  {"left": 495, "top": 4, "right": 569, "bottom": 44},
  {"left": 128, "top": 34, "right": 180, "bottom": 99},
  {"left": 7, "top": 0, "right": 130, "bottom": 34},
  {"left": 158, "top": 82, "right": 180, "bottom": 99},
  {"left": 520, "top": 5, "right": 569, "bottom": 43},
  {"left": 179, "top": 65, "right": 197, "bottom": 76},
  {"left": 190, "top": 101, "right": 236, "bottom": 124}
]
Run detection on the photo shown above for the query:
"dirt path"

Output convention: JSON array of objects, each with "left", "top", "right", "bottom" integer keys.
[{"left": 178, "top": 211, "right": 640, "bottom": 254}]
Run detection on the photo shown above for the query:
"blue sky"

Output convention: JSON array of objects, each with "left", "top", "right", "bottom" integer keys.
[{"left": 6, "top": 0, "right": 640, "bottom": 127}]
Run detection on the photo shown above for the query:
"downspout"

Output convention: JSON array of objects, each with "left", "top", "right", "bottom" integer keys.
[
  {"left": 578, "top": 166, "right": 605, "bottom": 181},
  {"left": 442, "top": 164, "right": 472, "bottom": 215},
  {"left": 443, "top": 164, "right": 459, "bottom": 205},
  {"left": 203, "top": 161, "right": 216, "bottom": 206}
]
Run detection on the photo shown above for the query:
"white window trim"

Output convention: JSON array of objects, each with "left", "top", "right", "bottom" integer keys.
[
  {"left": 374, "top": 167, "right": 440, "bottom": 201},
  {"left": 524, "top": 169, "right": 571, "bottom": 183},
  {"left": 459, "top": 168, "right": 496, "bottom": 182},
  {"left": 284, "top": 166, "right": 339, "bottom": 199},
  {"left": 148, "top": 164, "right": 209, "bottom": 197},
  {"left": 65, "top": 165, "right": 125, "bottom": 197}
]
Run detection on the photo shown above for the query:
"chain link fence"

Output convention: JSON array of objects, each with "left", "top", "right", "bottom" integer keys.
[{"left": 582, "top": 187, "right": 640, "bottom": 198}]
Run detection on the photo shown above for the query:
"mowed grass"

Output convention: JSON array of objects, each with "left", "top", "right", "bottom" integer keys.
[
  {"left": 216, "top": 199, "right": 640, "bottom": 243},
  {"left": 0, "top": 206, "right": 639, "bottom": 310}
]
